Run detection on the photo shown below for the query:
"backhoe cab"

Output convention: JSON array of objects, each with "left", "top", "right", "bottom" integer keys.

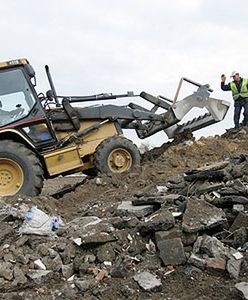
[{"left": 0, "top": 58, "right": 230, "bottom": 197}]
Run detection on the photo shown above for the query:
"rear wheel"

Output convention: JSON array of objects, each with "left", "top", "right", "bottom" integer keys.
[
  {"left": 0, "top": 140, "right": 44, "bottom": 197},
  {"left": 94, "top": 136, "right": 140, "bottom": 174}
]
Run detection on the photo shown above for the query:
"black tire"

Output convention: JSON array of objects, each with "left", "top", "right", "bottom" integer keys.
[
  {"left": 83, "top": 168, "right": 98, "bottom": 177},
  {"left": 0, "top": 140, "right": 44, "bottom": 196},
  {"left": 94, "top": 136, "right": 140, "bottom": 174}
]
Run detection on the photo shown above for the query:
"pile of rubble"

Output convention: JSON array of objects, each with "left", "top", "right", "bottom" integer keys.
[
  {"left": 0, "top": 154, "right": 247, "bottom": 299},
  {"left": 0, "top": 129, "right": 248, "bottom": 299}
]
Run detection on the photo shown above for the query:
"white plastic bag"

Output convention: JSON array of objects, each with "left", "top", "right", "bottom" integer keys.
[{"left": 19, "top": 206, "right": 64, "bottom": 236}]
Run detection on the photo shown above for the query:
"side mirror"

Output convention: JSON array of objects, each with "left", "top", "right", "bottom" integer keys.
[
  {"left": 24, "top": 64, "right": 35, "bottom": 78},
  {"left": 46, "top": 90, "right": 54, "bottom": 100},
  {"left": 24, "top": 64, "right": 37, "bottom": 86},
  {"left": 0, "top": 100, "right": 2, "bottom": 109}
]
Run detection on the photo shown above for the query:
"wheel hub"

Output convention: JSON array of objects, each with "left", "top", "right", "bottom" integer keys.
[
  {"left": 0, "top": 158, "right": 24, "bottom": 196},
  {"left": 108, "top": 148, "right": 132, "bottom": 173}
]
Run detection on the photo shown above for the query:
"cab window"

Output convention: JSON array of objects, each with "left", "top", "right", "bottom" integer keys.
[{"left": 0, "top": 69, "right": 36, "bottom": 127}]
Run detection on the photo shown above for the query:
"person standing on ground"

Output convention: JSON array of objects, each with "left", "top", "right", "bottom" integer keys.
[{"left": 221, "top": 71, "right": 248, "bottom": 128}]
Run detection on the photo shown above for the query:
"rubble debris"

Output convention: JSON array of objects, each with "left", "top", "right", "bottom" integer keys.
[
  {"left": 75, "top": 278, "right": 98, "bottom": 292},
  {"left": 230, "top": 212, "right": 248, "bottom": 232},
  {"left": 116, "top": 201, "right": 154, "bottom": 218},
  {"left": 155, "top": 227, "right": 197, "bottom": 246},
  {"left": 182, "top": 198, "right": 227, "bottom": 233},
  {"left": 0, "top": 262, "right": 14, "bottom": 280},
  {"left": 157, "top": 238, "right": 186, "bottom": 266},
  {"left": 1, "top": 131, "right": 248, "bottom": 299},
  {"left": 206, "top": 257, "right": 226, "bottom": 273},
  {"left": 62, "top": 263, "right": 74, "bottom": 279},
  {"left": 233, "top": 204, "right": 245, "bottom": 213},
  {"left": 133, "top": 271, "right": 162, "bottom": 292},
  {"left": 235, "top": 282, "right": 248, "bottom": 300},
  {"left": 184, "top": 170, "right": 226, "bottom": 182},
  {"left": 58, "top": 216, "right": 117, "bottom": 245},
  {"left": 109, "top": 216, "right": 139, "bottom": 229},
  {"left": 227, "top": 256, "right": 242, "bottom": 279},
  {"left": 138, "top": 211, "right": 175, "bottom": 235},
  {"left": 193, "top": 235, "right": 227, "bottom": 258},
  {"left": 27, "top": 270, "right": 53, "bottom": 284},
  {"left": 51, "top": 178, "right": 86, "bottom": 199},
  {"left": 188, "top": 253, "right": 206, "bottom": 270}
]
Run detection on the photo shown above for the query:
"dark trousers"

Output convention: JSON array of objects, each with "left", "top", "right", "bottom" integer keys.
[{"left": 234, "top": 98, "right": 248, "bottom": 128}]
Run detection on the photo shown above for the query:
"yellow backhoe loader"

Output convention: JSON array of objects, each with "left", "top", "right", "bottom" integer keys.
[{"left": 0, "top": 58, "right": 230, "bottom": 197}]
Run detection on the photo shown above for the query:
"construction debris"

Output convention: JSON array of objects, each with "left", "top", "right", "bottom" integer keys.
[{"left": 0, "top": 128, "right": 248, "bottom": 299}]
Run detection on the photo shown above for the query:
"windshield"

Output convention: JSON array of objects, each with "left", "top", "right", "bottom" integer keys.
[{"left": 0, "top": 68, "right": 36, "bottom": 127}]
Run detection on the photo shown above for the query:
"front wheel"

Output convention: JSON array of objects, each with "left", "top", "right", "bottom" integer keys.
[
  {"left": 94, "top": 136, "right": 140, "bottom": 174},
  {"left": 0, "top": 140, "right": 44, "bottom": 197}
]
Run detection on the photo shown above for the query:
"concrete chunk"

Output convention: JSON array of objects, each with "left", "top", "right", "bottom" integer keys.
[
  {"left": 182, "top": 198, "right": 227, "bottom": 233},
  {"left": 138, "top": 211, "right": 175, "bottom": 235},
  {"left": 157, "top": 238, "right": 186, "bottom": 266},
  {"left": 235, "top": 282, "right": 248, "bottom": 299},
  {"left": 230, "top": 212, "right": 248, "bottom": 232},
  {"left": 188, "top": 253, "right": 206, "bottom": 270},
  {"left": 227, "top": 257, "right": 242, "bottom": 279},
  {"left": 133, "top": 271, "right": 162, "bottom": 292},
  {"left": 116, "top": 201, "right": 154, "bottom": 218}
]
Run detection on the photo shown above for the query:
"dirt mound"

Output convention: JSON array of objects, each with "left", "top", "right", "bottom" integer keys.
[{"left": 52, "top": 128, "right": 248, "bottom": 221}]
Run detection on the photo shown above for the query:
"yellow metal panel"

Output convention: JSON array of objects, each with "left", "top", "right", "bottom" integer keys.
[
  {"left": 44, "top": 146, "right": 83, "bottom": 176},
  {"left": 54, "top": 120, "right": 119, "bottom": 157},
  {"left": 0, "top": 58, "right": 28, "bottom": 69}
]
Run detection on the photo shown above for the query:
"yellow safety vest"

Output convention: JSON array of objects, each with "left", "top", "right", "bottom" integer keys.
[{"left": 230, "top": 79, "right": 248, "bottom": 100}]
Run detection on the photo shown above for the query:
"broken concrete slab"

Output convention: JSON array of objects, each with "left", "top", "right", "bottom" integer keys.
[
  {"left": 155, "top": 227, "right": 197, "bottom": 247},
  {"left": 109, "top": 216, "right": 139, "bottom": 229},
  {"left": 132, "top": 195, "right": 168, "bottom": 206},
  {"left": 157, "top": 238, "right": 186, "bottom": 266},
  {"left": 133, "top": 271, "right": 162, "bottom": 292},
  {"left": 132, "top": 194, "right": 185, "bottom": 206},
  {"left": 230, "top": 212, "right": 248, "bottom": 232},
  {"left": 138, "top": 211, "right": 175, "bottom": 235},
  {"left": 0, "top": 262, "right": 13, "bottom": 281},
  {"left": 193, "top": 235, "right": 228, "bottom": 259},
  {"left": 58, "top": 216, "right": 117, "bottom": 245},
  {"left": 212, "top": 196, "right": 248, "bottom": 206},
  {"left": 61, "top": 263, "right": 74, "bottom": 279},
  {"left": 184, "top": 170, "right": 226, "bottom": 182},
  {"left": 233, "top": 204, "right": 245, "bottom": 213},
  {"left": 185, "top": 161, "right": 229, "bottom": 174},
  {"left": 194, "top": 182, "right": 224, "bottom": 195},
  {"left": 188, "top": 253, "right": 206, "bottom": 270},
  {"left": 182, "top": 198, "right": 227, "bottom": 233},
  {"left": 235, "top": 282, "right": 248, "bottom": 299},
  {"left": 27, "top": 270, "right": 53, "bottom": 284},
  {"left": 116, "top": 201, "right": 154, "bottom": 218},
  {"left": 227, "top": 257, "right": 242, "bottom": 279},
  {"left": 12, "top": 265, "right": 27, "bottom": 286},
  {"left": 75, "top": 279, "right": 98, "bottom": 292}
]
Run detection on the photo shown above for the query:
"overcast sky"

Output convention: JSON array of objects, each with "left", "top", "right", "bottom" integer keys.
[{"left": 1, "top": 0, "right": 247, "bottom": 146}]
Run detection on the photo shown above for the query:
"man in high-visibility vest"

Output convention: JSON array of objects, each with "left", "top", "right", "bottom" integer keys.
[{"left": 221, "top": 71, "right": 248, "bottom": 128}]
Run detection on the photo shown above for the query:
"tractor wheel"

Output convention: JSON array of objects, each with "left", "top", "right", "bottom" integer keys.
[
  {"left": 83, "top": 168, "right": 97, "bottom": 177},
  {"left": 0, "top": 140, "right": 44, "bottom": 197},
  {"left": 94, "top": 136, "right": 140, "bottom": 174}
]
